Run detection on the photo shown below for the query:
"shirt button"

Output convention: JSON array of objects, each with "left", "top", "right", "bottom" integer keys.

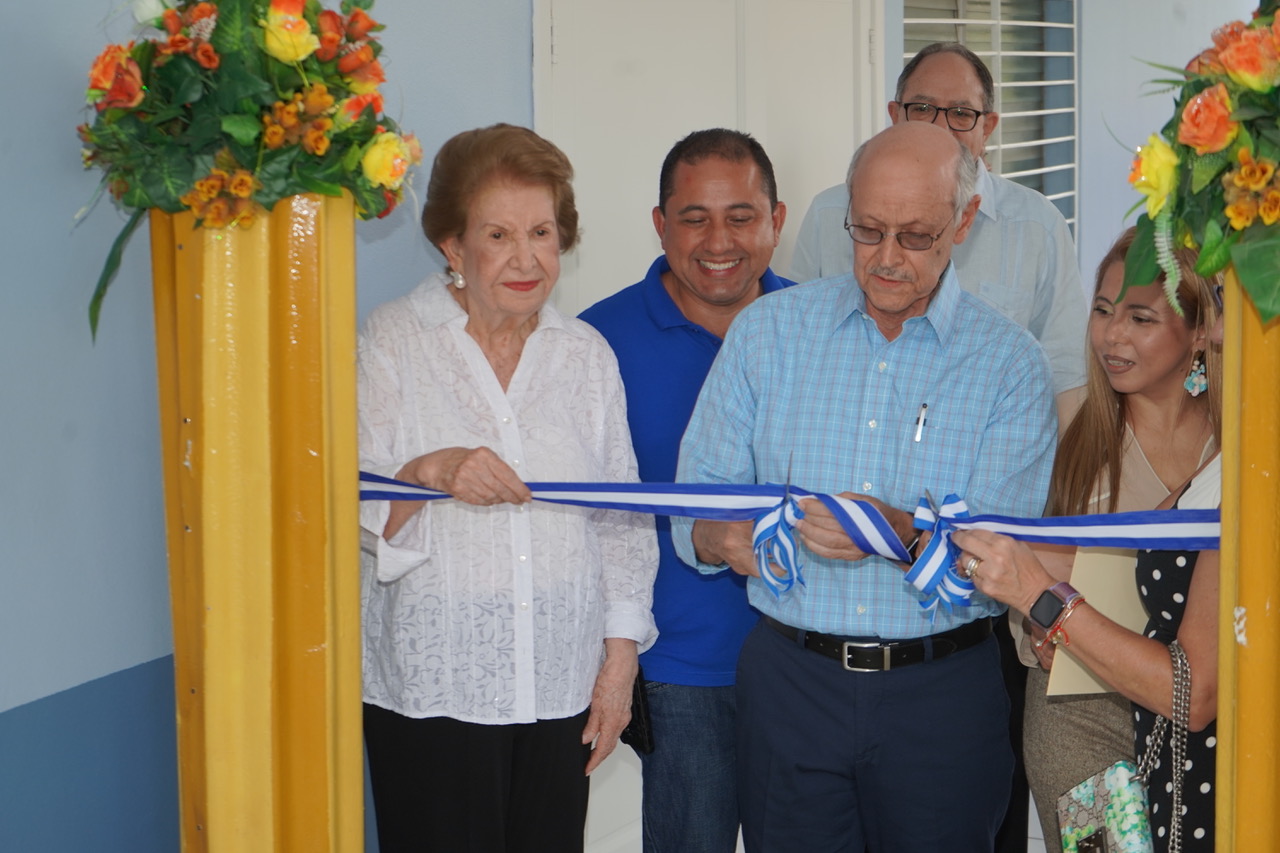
[
  {"left": 868, "top": 419, "right": 877, "bottom": 429},
  {"left": 517, "top": 505, "right": 525, "bottom": 513},
  {"left": 863, "top": 482, "right": 873, "bottom": 491},
  {"left": 878, "top": 362, "right": 887, "bottom": 372},
  {"left": 518, "top": 554, "right": 527, "bottom": 562},
  {"left": 857, "top": 605, "right": 867, "bottom": 615},
  {"left": 502, "top": 417, "right": 511, "bottom": 424},
  {"left": 512, "top": 459, "right": 520, "bottom": 467},
  {"left": 519, "top": 602, "right": 529, "bottom": 610}
]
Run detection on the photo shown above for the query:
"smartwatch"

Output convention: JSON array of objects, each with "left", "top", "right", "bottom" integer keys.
[{"left": 1028, "top": 582, "right": 1082, "bottom": 631}]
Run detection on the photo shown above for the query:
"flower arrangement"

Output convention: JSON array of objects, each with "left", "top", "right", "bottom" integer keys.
[
  {"left": 78, "top": 0, "right": 422, "bottom": 333},
  {"left": 1126, "top": 0, "right": 1280, "bottom": 323}
]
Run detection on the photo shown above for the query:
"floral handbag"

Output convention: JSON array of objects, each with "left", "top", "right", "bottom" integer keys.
[{"left": 1056, "top": 640, "right": 1190, "bottom": 853}]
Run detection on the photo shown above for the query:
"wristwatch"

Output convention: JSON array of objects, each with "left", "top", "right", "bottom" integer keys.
[{"left": 1028, "top": 582, "right": 1082, "bottom": 631}]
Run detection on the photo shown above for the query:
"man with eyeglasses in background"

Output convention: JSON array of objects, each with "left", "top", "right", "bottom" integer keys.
[
  {"left": 792, "top": 42, "right": 1085, "bottom": 431},
  {"left": 673, "top": 120, "right": 1056, "bottom": 852},
  {"left": 792, "top": 44, "right": 1087, "bottom": 851}
]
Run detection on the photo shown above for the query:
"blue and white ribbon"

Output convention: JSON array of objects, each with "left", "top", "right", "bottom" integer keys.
[{"left": 360, "top": 472, "right": 1220, "bottom": 606}]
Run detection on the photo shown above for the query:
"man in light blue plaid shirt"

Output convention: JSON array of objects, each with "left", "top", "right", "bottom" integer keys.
[{"left": 672, "top": 121, "right": 1056, "bottom": 852}]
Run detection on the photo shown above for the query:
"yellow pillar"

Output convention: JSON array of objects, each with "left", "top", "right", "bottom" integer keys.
[
  {"left": 150, "top": 194, "right": 362, "bottom": 853},
  {"left": 1217, "top": 270, "right": 1280, "bottom": 851}
]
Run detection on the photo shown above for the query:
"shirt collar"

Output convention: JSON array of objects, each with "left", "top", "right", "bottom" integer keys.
[
  {"left": 974, "top": 159, "right": 996, "bottom": 223},
  {"left": 838, "top": 262, "right": 963, "bottom": 346},
  {"left": 641, "top": 255, "right": 791, "bottom": 331}
]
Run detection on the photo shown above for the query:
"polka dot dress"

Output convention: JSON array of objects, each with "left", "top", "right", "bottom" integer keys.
[{"left": 1133, "top": 545, "right": 1215, "bottom": 852}]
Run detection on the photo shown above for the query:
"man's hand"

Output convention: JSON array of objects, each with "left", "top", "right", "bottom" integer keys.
[
  {"left": 691, "top": 519, "right": 759, "bottom": 576},
  {"left": 794, "top": 493, "right": 914, "bottom": 564},
  {"left": 582, "top": 638, "right": 639, "bottom": 775}
]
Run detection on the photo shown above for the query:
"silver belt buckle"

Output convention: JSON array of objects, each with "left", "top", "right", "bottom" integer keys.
[{"left": 842, "top": 640, "right": 890, "bottom": 672}]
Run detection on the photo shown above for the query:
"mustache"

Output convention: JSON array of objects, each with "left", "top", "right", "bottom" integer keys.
[{"left": 866, "top": 263, "right": 915, "bottom": 284}]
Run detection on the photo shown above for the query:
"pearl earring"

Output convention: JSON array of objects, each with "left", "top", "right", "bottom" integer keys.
[{"left": 450, "top": 269, "right": 466, "bottom": 289}]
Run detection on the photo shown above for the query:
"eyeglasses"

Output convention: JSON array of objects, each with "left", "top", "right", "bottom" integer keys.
[
  {"left": 844, "top": 210, "right": 957, "bottom": 252},
  {"left": 1212, "top": 283, "right": 1224, "bottom": 311},
  {"left": 898, "top": 101, "right": 988, "bottom": 132}
]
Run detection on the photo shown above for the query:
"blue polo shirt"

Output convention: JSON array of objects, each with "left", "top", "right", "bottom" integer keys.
[{"left": 580, "top": 256, "right": 795, "bottom": 686}]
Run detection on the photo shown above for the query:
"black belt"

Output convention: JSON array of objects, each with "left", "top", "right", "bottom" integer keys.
[{"left": 764, "top": 615, "right": 992, "bottom": 672}]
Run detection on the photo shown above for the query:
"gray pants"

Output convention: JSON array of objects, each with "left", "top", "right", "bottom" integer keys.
[{"left": 1023, "top": 666, "right": 1135, "bottom": 845}]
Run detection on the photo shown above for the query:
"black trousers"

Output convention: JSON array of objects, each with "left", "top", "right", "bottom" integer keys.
[{"left": 364, "top": 704, "right": 591, "bottom": 853}]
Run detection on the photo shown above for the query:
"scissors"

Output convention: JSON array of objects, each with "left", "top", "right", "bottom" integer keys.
[{"left": 782, "top": 450, "right": 794, "bottom": 505}]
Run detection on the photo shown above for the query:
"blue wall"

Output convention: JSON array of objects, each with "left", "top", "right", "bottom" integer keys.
[{"left": 1, "top": 1, "right": 531, "bottom": 848}]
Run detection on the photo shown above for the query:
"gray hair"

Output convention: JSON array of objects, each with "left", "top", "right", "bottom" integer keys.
[{"left": 895, "top": 42, "right": 995, "bottom": 113}]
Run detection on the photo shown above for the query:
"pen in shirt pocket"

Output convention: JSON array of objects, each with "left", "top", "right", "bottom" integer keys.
[{"left": 913, "top": 403, "right": 928, "bottom": 442}]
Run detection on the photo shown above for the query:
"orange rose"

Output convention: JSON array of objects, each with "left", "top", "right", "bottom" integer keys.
[
  {"left": 1260, "top": 189, "right": 1280, "bottom": 226},
  {"left": 303, "top": 127, "right": 331, "bottom": 156},
  {"left": 194, "top": 42, "right": 221, "bottom": 70},
  {"left": 1233, "top": 148, "right": 1277, "bottom": 192},
  {"left": 346, "top": 9, "right": 379, "bottom": 40},
  {"left": 1226, "top": 196, "right": 1258, "bottom": 230},
  {"left": 1218, "top": 26, "right": 1280, "bottom": 92},
  {"left": 163, "top": 8, "right": 183, "bottom": 36},
  {"left": 262, "top": 122, "right": 287, "bottom": 149},
  {"left": 349, "top": 59, "right": 385, "bottom": 95},
  {"left": 202, "top": 197, "right": 233, "bottom": 229},
  {"left": 1186, "top": 48, "right": 1224, "bottom": 75},
  {"left": 338, "top": 92, "right": 384, "bottom": 125},
  {"left": 316, "top": 11, "right": 344, "bottom": 62},
  {"left": 303, "top": 83, "right": 335, "bottom": 116},
  {"left": 87, "top": 43, "right": 142, "bottom": 107},
  {"left": 160, "top": 34, "right": 193, "bottom": 57},
  {"left": 1177, "top": 83, "right": 1238, "bottom": 155},
  {"left": 337, "top": 43, "right": 375, "bottom": 74},
  {"left": 187, "top": 2, "right": 217, "bottom": 24},
  {"left": 228, "top": 170, "right": 257, "bottom": 199},
  {"left": 99, "top": 58, "right": 146, "bottom": 110}
]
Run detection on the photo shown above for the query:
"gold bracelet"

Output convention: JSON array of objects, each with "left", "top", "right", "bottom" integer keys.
[{"left": 1045, "top": 596, "right": 1087, "bottom": 647}]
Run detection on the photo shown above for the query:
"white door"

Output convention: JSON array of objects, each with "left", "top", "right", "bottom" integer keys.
[
  {"left": 535, "top": 0, "right": 887, "bottom": 317},
  {"left": 533, "top": 4, "right": 887, "bottom": 850}
]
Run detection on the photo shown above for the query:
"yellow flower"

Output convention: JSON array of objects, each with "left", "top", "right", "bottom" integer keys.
[
  {"left": 262, "top": 0, "right": 320, "bottom": 64},
  {"left": 1128, "top": 134, "right": 1179, "bottom": 218},
  {"left": 361, "top": 132, "right": 411, "bottom": 189},
  {"left": 1233, "top": 148, "right": 1277, "bottom": 193},
  {"left": 1226, "top": 196, "right": 1258, "bottom": 230},
  {"left": 228, "top": 169, "right": 257, "bottom": 199},
  {"left": 1260, "top": 190, "right": 1280, "bottom": 226}
]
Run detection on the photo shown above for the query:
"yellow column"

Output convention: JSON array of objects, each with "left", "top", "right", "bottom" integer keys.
[
  {"left": 150, "top": 194, "right": 362, "bottom": 853},
  {"left": 1217, "top": 270, "right": 1280, "bottom": 851}
]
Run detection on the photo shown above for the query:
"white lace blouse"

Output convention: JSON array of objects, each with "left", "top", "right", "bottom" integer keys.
[{"left": 358, "top": 273, "right": 658, "bottom": 724}]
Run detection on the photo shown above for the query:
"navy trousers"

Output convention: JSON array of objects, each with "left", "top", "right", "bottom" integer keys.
[{"left": 736, "top": 621, "right": 1013, "bottom": 853}]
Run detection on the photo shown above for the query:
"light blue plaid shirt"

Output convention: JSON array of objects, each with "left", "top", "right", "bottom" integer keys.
[{"left": 672, "top": 266, "right": 1056, "bottom": 640}]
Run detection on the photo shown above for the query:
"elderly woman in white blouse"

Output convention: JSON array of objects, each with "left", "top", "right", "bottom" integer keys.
[{"left": 358, "top": 124, "right": 658, "bottom": 853}]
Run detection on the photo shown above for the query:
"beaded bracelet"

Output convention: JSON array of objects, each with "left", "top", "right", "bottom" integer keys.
[{"left": 1034, "top": 594, "right": 1087, "bottom": 649}]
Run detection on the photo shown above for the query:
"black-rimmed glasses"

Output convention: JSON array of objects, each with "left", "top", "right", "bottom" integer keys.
[
  {"left": 844, "top": 209, "right": 957, "bottom": 252},
  {"left": 1212, "top": 283, "right": 1225, "bottom": 311},
  {"left": 898, "top": 101, "right": 987, "bottom": 132}
]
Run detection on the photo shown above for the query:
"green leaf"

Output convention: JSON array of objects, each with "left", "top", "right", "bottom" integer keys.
[
  {"left": 211, "top": 0, "right": 256, "bottom": 56},
  {"left": 1122, "top": 214, "right": 1160, "bottom": 297},
  {"left": 1189, "top": 150, "right": 1230, "bottom": 194},
  {"left": 1230, "top": 227, "right": 1280, "bottom": 324},
  {"left": 89, "top": 208, "right": 147, "bottom": 340},
  {"left": 221, "top": 113, "right": 261, "bottom": 146},
  {"left": 154, "top": 55, "right": 206, "bottom": 106},
  {"left": 140, "top": 150, "right": 196, "bottom": 212},
  {"left": 1194, "top": 218, "right": 1234, "bottom": 277},
  {"left": 254, "top": 147, "right": 301, "bottom": 207},
  {"left": 296, "top": 173, "right": 345, "bottom": 197}
]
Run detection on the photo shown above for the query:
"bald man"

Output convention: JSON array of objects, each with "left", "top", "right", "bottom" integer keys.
[{"left": 673, "top": 122, "right": 1057, "bottom": 851}]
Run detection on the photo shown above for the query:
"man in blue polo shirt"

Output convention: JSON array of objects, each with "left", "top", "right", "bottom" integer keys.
[{"left": 580, "top": 128, "right": 793, "bottom": 853}]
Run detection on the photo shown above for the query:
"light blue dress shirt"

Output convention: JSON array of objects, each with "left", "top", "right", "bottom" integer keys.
[
  {"left": 672, "top": 266, "right": 1057, "bottom": 640},
  {"left": 789, "top": 163, "right": 1087, "bottom": 397}
]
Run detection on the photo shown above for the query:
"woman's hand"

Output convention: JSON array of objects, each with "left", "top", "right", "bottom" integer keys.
[
  {"left": 582, "top": 638, "right": 639, "bottom": 775},
  {"left": 951, "top": 528, "right": 1056, "bottom": 617},
  {"left": 398, "top": 446, "right": 532, "bottom": 506},
  {"left": 381, "top": 446, "right": 532, "bottom": 540}
]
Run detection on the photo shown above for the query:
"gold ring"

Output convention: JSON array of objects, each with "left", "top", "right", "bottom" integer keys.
[{"left": 963, "top": 555, "right": 982, "bottom": 580}]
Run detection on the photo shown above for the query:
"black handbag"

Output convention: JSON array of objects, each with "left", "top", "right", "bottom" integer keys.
[{"left": 618, "top": 666, "right": 654, "bottom": 754}]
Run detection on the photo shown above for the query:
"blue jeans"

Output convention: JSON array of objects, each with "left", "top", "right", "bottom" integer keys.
[{"left": 637, "top": 681, "right": 739, "bottom": 853}]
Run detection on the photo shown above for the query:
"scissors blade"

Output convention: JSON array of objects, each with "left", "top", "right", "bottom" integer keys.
[
  {"left": 782, "top": 451, "right": 794, "bottom": 503},
  {"left": 924, "top": 488, "right": 941, "bottom": 516}
]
